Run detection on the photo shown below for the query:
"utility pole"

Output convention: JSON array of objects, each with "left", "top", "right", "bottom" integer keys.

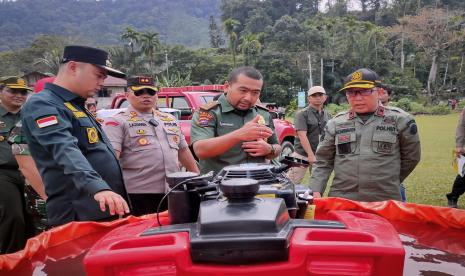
[
  {"left": 165, "top": 51, "right": 169, "bottom": 78},
  {"left": 307, "top": 53, "right": 313, "bottom": 89}
]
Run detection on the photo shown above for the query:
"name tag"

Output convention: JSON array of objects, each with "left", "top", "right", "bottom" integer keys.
[{"left": 220, "top": 122, "right": 234, "bottom": 127}]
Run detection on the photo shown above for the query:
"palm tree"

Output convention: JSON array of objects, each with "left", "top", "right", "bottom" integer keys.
[
  {"left": 239, "top": 33, "right": 262, "bottom": 66},
  {"left": 107, "top": 46, "right": 132, "bottom": 75},
  {"left": 139, "top": 31, "right": 160, "bottom": 73},
  {"left": 33, "top": 49, "right": 61, "bottom": 75},
  {"left": 121, "top": 27, "right": 141, "bottom": 72},
  {"left": 223, "top": 18, "right": 240, "bottom": 67}
]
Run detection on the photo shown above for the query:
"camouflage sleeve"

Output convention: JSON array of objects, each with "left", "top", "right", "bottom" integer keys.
[
  {"left": 456, "top": 108, "right": 465, "bottom": 147},
  {"left": 190, "top": 110, "right": 217, "bottom": 145},
  {"left": 309, "top": 119, "right": 336, "bottom": 194},
  {"left": 8, "top": 121, "right": 30, "bottom": 155},
  {"left": 398, "top": 114, "right": 421, "bottom": 182}
]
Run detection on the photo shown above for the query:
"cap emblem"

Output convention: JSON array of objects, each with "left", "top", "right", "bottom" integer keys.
[{"left": 351, "top": 71, "right": 362, "bottom": 81}]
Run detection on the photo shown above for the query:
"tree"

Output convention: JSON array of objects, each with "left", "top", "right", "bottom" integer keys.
[
  {"left": 239, "top": 33, "right": 262, "bottom": 66},
  {"left": 223, "top": 18, "right": 240, "bottom": 67},
  {"left": 139, "top": 31, "right": 160, "bottom": 73},
  {"left": 121, "top": 27, "right": 141, "bottom": 73},
  {"left": 391, "top": 7, "right": 464, "bottom": 101},
  {"left": 209, "top": 15, "right": 224, "bottom": 48},
  {"left": 33, "top": 49, "right": 61, "bottom": 75}
]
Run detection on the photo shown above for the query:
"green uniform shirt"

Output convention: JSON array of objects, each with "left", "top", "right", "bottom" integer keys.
[
  {"left": 294, "top": 106, "right": 332, "bottom": 156},
  {"left": 190, "top": 94, "right": 278, "bottom": 174},
  {"left": 0, "top": 104, "right": 20, "bottom": 167},
  {"left": 310, "top": 105, "right": 421, "bottom": 202}
]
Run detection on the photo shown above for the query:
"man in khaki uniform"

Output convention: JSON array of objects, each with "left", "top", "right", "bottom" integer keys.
[
  {"left": 190, "top": 67, "right": 281, "bottom": 174},
  {"left": 286, "top": 86, "right": 332, "bottom": 184},
  {"left": 103, "top": 76, "right": 199, "bottom": 216},
  {"left": 310, "top": 68, "right": 421, "bottom": 202},
  {"left": 447, "top": 109, "right": 465, "bottom": 208}
]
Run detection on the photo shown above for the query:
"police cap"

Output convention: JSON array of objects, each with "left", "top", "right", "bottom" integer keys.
[
  {"left": 62, "top": 45, "right": 125, "bottom": 78},
  {"left": 127, "top": 76, "right": 158, "bottom": 92},
  {"left": 339, "top": 68, "right": 381, "bottom": 92},
  {"left": 0, "top": 76, "right": 32, "bottom": 91}
]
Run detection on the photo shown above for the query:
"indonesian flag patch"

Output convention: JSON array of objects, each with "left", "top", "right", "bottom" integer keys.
[{"left": 36, "top": 116, "right": 58, "bottom": 128}]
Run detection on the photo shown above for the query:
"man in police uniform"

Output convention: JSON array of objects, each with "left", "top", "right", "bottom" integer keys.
[
  {"left": 286, "top": 86, "right": 332, "bottom": 184},
  {"left": 103, "top": 76, "right": 199, "bottom": 216},
  {"left": 310, "top": 68, "right": 421, "bottom": 202},
  {"left": 0, "top": 76, "right": 32, "bottom": 253},
  {"left": 21, "top": 45, "right": 130, "bottom": 226},
  {"left": 190, "top": 67, "right": 281, "bottom": 174}
]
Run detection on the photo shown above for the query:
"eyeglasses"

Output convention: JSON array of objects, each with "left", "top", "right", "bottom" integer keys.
[
  {"left": 4, "top": 89, "right": 29, "bottom": 96},
  {"left": 346, "top": 89, "right": 374, "bottom": 97},
  {"left": 133, "top": 89, "right": 157, "bottom": 97},
  {"left": 8, "top": 90, "right": 29, "bottom": 96}
]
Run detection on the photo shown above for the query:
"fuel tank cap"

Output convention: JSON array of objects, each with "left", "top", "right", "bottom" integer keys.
[{"left": 220, "top": 178, "right": 259, "bottom": 200}]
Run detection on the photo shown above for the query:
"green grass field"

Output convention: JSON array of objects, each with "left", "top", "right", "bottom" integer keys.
[{"left": 296, "top": 113, "right": 463, "bottom": 208}]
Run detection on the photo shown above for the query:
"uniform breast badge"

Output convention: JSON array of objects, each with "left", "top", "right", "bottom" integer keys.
[
  {"left": 138, "top": 137, "right": 148, "bottom": 145},
  {"left": 86, "top": 127, "right": 99, "bottom": 144}
]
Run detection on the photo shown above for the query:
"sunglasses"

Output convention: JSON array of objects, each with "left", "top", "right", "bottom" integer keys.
[
  {"left": 346, "top": 89, "right": 374, "bottom": 97},
  {"left": 133, "top": 89, "right": 157, "bottom": 97},
  {"left": 5, "top": 89, "right": 29, "bottom": 96}
]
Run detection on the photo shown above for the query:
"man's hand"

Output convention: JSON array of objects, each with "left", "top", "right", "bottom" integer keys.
[
  {"left": 94, "top": 190, "right": 130, "bottom": 216},
  {"left": 307, "top": 154, "right": 316, "bottom": 165},
  {"left": 242, "top": 140, "right": 272, "bottom": 157},
  {"left": 234, "top": 115, "right": 273, "bottom": 142},
  {"left": 313, "top": 192, "right": 321, "bottom": 198},
  {"left": 456, "top": 147, "right": 464, "bottom": 157}
]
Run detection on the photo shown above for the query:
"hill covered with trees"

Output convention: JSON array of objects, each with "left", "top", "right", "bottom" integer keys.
[
  {"left": 1, "top": 0, "right": 465, "bottom": 108},
  {"left": 0, "top": 0, "right": 220, "bottom": 50}
]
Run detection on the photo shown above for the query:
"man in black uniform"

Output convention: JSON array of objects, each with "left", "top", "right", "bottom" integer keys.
[
  {"left": 0, "top": 76, "right": 32, "bottom": 253},
  {"left": 21, "top": 45, "right": 130, "bottom": 226}
]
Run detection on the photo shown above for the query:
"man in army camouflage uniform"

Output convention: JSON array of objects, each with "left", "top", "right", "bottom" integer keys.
[
  {"left": 103, "top": 76, "right": 199, "bottom": 216},
  {"left": 190, "top": 67, "right": 281, "bottom": 174},
  {"left": 310, "top": 68, "right": 421, "bottom": 202},
  {"left": 0, "top": 76, "right": 32, "bottom": 253}
]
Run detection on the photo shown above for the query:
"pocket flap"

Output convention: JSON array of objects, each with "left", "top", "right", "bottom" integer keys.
[
  {"left": 336, "top": 132, "right": 356, "bottom": 144},
  {"left": 373, "top": 131, "right": 397, "bottom": 143}
]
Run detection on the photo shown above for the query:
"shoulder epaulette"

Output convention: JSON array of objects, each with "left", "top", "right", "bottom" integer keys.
[
  {"left": 334, "top": 110, "right": 349, "bottom": 118},
  {"left": 155, "top": 111, "right": 177, "bottom": 120},
  {"left": 255, "top": 104, "right": 269, "bottom": 111},
  {"left": 200, "top": 101, "right": 219, "bottom": 111},
  {"left": 385, "top": 106, "right": 409, "bottom": 115}
]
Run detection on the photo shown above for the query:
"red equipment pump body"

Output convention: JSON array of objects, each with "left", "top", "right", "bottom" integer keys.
[{"left": 84, "top": 210, "right": 404, "bottom": 276}]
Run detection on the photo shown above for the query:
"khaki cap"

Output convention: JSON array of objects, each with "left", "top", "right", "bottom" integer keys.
[{"left": 308, "top": 86, "right": 326, "bottom": 96}]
